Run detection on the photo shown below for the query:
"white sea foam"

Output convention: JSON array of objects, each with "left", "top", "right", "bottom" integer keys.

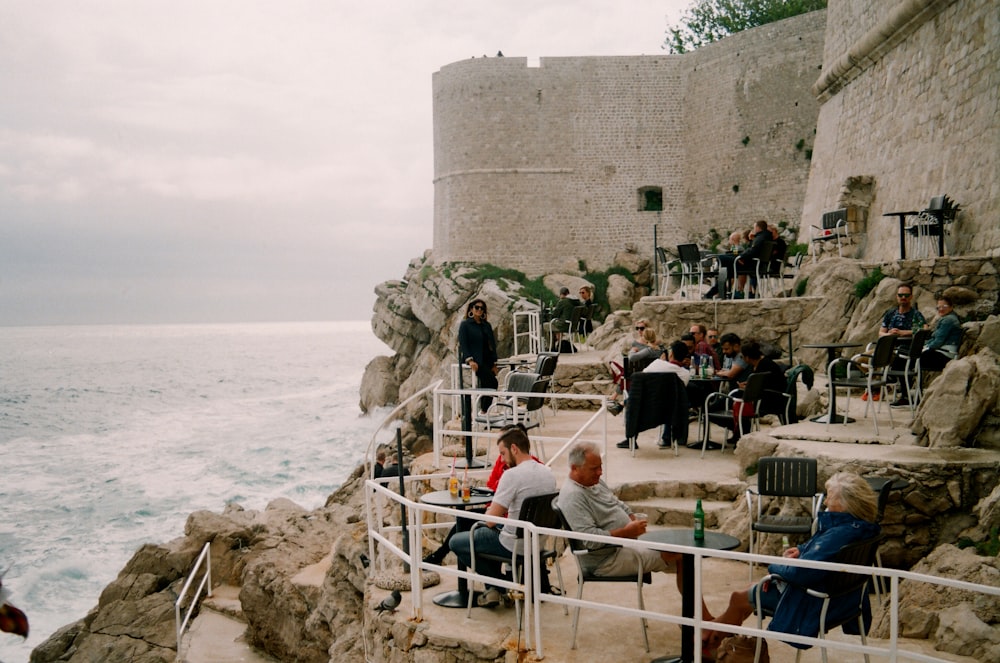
[{"left": 0, "top": 321, "right": 391, "bottom": 660}]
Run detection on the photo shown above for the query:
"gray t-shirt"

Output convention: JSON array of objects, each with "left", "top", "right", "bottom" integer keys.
[
  {"left": 493, "top": 459, "right": 557, "bottom": 553},
  {"left": 557, "top": 478, "right": 632, "bottom": 572}
]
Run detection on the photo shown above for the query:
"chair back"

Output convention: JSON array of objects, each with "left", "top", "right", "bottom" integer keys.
[
  {"left": 570, "top": 306, "right": 586, "bottom": 327},
  {"left": 870, "top": 335, "right": 897, "bottom": 371},
  {"left": 552, "top": 501, "right": 588, "bottom": 556},
  {"left": 535, "top": 352, "right": 559, "bottom": 378},
  {"left": 677, "top": 243, "right": 702, "bottom": 265},
  {"left": 523, "top": 376, "right": 551, "bottom": 413},
  {"left": 741, "top": 372, "right": 769, "bottom": 404},
  {"left": 510, "top": 492, "right": 561, "bottom": 541},
  {"left": 506, "top": 371, "right": 538, "bottom": 395},
  {"left": 827, "top": 533, "right": 884, "bottom": 593},
  {"left": 902, "top": 329, "right": 931, "bottom": 358},
  {"left": 757, "top": 457, "right": 817, "bottom": 499}
]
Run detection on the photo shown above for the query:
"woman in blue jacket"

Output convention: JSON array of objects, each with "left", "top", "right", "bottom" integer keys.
[
  {"left": 920, "top": 294, "right": 963, "bottom": 371},
  {"left": 705, "top": 472, "right": 880, "bottom": 654}
]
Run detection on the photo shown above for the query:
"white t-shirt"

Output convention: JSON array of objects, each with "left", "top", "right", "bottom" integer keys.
[
  {"left": 493, "top": 459, "right": 557, "bottom": 553},
  {"left": 643, "top": 358, "right": 691, "bottom": 385}
]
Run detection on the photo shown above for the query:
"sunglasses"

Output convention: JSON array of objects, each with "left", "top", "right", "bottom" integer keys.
[
  {"left": 635, "top": 326, "right": 645, "bottom": 331},
  {"left": 708, "top": 335, "right": 718, "bottom": 339},
  {"left": 897, "top": 293, "right": 911, "bottom": 298},
  {"left": 472, "top": 305, "right": 484, "bottom": 310}
]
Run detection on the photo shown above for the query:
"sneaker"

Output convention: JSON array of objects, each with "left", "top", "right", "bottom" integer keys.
[
  {"left": 861, "top": 390, "right": 880, "bottom": 402},
  {"left": 616, "top": 439, "right": 633, "bottom": 449},
  {"left": 476, "top": 588, "right": 502, "bottom": 609},
  {"left": 890, "top": 397, "right": 910, "bottom": 408}
]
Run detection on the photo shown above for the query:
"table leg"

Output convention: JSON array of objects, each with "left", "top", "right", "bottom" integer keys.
[
  {"left": 431, "top": 564, "right": 482, "bottom": 608},
  {"left": 809, "top": 369, "right": 855, "bottom": 424},
  {"left": 651, "top": 553, "right": 695, "bottom": 663}
]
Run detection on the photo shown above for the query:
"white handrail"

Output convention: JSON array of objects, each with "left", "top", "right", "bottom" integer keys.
[
  {"left": 174, "top": 541, "right": 212, "bottom": 661},
  {"left": 365, "top": 379, "right": 444, "bottom": 479}
]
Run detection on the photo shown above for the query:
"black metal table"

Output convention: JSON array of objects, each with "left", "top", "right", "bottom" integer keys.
[
  {"left": 639, "top": 528, "right": 741, "bottom": 663},
  {"left": 802, "top": 342, "right": 863, "bottom": 424},
  {"left": 420, "top": 490, "right": 493, "bottom": 608}
]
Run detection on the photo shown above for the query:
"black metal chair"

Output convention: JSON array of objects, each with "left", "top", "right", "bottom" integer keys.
[
  {"left": 827, "top": 335, "right": 896, "bottom": 434},
  {"left": 745, "top": 457, "right": 823, "bottom": 580},
  {"left": 677, "top": 243, "right": 707, "bottom": 299},
  {"left": 553, "top": 501, "right": 652, "bottom": 652},
  {"left": 475, "top": 373, "right": 550, "bottom": 436},
  {"left": 702, "top": 373, "right": 768, "bottom": 457},
  {"left": 467, "top": 492, "right": 566, "bottom": 625},
  {"left": 886, "top": 329, "right": 930, "bottom": 413},
  {"left": 863, "top": 476, "right": 909, "bottom": 598},
  {"left": 751, "top": 533, "right": 884, "bottom": 663}
]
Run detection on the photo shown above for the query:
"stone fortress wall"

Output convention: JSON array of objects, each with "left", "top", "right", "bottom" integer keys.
[
  {"left": 801, "top": 0, "right": 1000, "bottom": 261},
  {"left": 432, "top": 11, "right": 825, "bottom": 276},
  {"left": 432, "top": 1, "right": 998, "bottom": 276}
]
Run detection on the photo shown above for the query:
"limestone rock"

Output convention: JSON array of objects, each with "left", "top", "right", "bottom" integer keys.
[
  {"left": 793, "top": 257, "right": 865, "bottom": 364},
  {"left": 360, "top": 355, "right": 400, "bottom": 413},
  {"left": 541, "top": 274, "right": 594, "bottom": 298},
  {"left": 871, "top": 544, "right": 1000, "bottom": 655},
  {"left": 911, "top": 350, "right": 1000, "bottom": 447},
  {"left": 605, "top": 274, "right": 635, "bottom": 314}
]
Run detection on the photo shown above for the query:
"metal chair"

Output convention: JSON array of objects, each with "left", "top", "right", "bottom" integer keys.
[
  {"left": 827, "top": 335, "right": 896, "bottom": 434},
  {"left": 745, "top": 457, "right": 823, "bottom": 580},
  {"left": 752, "top": 533, "right": 884, "bottom": 663},
  {"left": 554, "top": 501, "right": 652, "bottom": 652},
  {"left": 886, "top": 329, "right": 930, "bottom": 413},
  {"left": 702, "top": 373, "right": 768, "bottom": 457},
  {"left": 863, "top": 476, "right": 909, "bottom": 599},
  {"left": 475, "top": 372, "right": 550, "bottom": 436},
  {"left": 466, "top": 492, "right": 566, "bottom": 624},
  {"left": 677, "top": 243, "right": 706, "bottom": 299}
]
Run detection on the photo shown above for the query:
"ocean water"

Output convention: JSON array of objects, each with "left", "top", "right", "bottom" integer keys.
[{"left": 0, "top": 321, "right": 391, "bottom": 661}]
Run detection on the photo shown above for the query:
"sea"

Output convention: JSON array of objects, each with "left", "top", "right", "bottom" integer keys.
[{"left": 0, "top": 321, "right": 392, "bottom": 662}]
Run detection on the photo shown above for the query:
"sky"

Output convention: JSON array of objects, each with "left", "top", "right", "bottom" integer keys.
[{"left": 0, "top": 0, "right": 688, "bottom": 325}]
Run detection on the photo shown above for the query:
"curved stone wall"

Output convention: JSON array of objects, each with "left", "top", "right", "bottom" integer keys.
[{"left": 432, "top": 12, "right": 826, "bottom": 276}]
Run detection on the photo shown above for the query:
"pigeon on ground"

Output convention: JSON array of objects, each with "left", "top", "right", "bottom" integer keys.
[{"left": 375, "top": 589, "right": 402, "bottom": 614}]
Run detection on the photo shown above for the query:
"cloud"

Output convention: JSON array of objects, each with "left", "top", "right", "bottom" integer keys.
[{"left": 0, "top": 0, "right": 688, "bottom": 325}]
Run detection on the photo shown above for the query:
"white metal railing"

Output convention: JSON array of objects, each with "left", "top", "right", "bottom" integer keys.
[
  {"left": 367, "top": 481, "right": 1000, "bottom": 662},
  {"left": 175, "top": 541, "right": 212, "bottom": 661},
  {"left": 364, "top": 383, "right": 1000, "bottom": 661}
]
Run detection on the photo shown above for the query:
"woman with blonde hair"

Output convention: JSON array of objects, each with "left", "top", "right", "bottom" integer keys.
[{"left": 704, "top": 472, "right": 879, "bottom": 657}]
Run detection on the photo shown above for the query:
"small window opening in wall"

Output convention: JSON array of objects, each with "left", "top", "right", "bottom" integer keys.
[{"left": 638, "top": 186, "right": 663, "bottom": 212}]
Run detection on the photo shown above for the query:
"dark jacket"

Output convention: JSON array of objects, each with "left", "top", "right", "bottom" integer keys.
[
  {"left": 624, "top": 372, "right": 689, "bottom": 446},
  {"left": 767, "top": 511, "right": 881, "bottom": 646},
  {"left": 458, "top": 317, "right": 498, "bottom": 375},
  {"left": 738, "top": 230, "right": 771, "bottom": 266},
  {"left": 751, "top": 356, "right": 787, "bottom": 415}
]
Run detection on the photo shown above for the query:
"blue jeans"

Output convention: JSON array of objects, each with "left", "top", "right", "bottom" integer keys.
[{"left": 449, "top": 525, "right": 510, "bottom": 589}]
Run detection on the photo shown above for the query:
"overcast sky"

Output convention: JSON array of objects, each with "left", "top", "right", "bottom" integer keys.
[{"left": 0, "top": 0, "right": 687, "bottom": 326}]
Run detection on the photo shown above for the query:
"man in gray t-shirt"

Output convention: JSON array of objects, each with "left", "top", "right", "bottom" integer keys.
[
  {"left": 450, "top": 427, "right": 556, "bottom": 607},
  {"left": 557, "top": 441, "right": 713, "bottom": 620}
]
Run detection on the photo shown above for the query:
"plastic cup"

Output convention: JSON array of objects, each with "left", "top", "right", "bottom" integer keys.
[{"left": 633, "top": 513, "right": 648, "bottom": 522}]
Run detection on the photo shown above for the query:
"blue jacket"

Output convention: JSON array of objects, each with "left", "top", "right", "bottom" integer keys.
[{"left": 766, "top": 511, "right": 881, "bottom": 646}]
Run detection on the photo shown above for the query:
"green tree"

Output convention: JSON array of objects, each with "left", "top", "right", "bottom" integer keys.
[{"left": 663, "top": 0, "right": 827, "bottom": 54}]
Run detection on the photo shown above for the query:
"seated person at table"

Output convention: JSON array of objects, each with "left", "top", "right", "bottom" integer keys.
[
  {"left": 707, "top": 328, "right": 722, "bottom": 357},
  {"left": 879, "top": 282, "right": 927, "bottom": 342},
  {"left": 449, "top": 426, "right": 556, "bottom": 608},
  {"left": 706, "top": 231, "right": 745, "bottom": 299},
  {"left": 543, "top": 287, "right": 577, "bottom": 350},
  {"left": 680, "top": 333, "right": 697, "bottom": 367},
  {"left": 726, "top": 340, "right": 786, "bottom": 445},
  {"left": 643, "top": 341, "right": 691, "bottom": 385},
  {"left": 690, "top": 324, "right": 721, "bottom": 370},
  {"left": 704, "top": 472, "right": 880, "bottom": 654},
  {"left": 898, "top": 294, "right": 963, "bottom": 407},
  {"left": 628, "top": 326, "right": 661, "bottom": 367},
  {"left": 424, "top": 424, "right": 541, "bottom": 566},
  {"left": 559, "top": 441, "right": 713, "bottom": 620},
  {"left": 715, "top": 333, "right": 749, "bottom": 388},
  {"left": 734, "top": 220, "right": 773, "bottom": 298},
  {"left": 577, "top": 285, "right": 597, "bottom": 336},
  {"left": 381, "top": 453, "right": 409, "bottom": 478}
]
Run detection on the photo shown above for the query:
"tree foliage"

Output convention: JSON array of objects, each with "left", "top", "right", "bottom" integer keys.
[{"left": 663, "top": 0, "right": 827, "bottom": 54}]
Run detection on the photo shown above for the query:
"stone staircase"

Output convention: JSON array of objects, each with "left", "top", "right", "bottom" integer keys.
[{"left": 179, "top": 584, "right": 274, "bottom": 663}]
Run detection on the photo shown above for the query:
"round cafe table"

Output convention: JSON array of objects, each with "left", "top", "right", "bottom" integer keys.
[
  {"left": 639, "top": 528, "right": 740, "bottom": 663},
  {"left": 420, "top": 489, "right": 493, "bottom": 608}
]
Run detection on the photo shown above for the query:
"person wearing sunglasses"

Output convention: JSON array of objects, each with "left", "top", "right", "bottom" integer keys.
[
  {"left": 459, "top": 299, "right": 499, "bottom": 411},
  {"left": 879, "top": 283, "right": 927, "bottom": 341}
]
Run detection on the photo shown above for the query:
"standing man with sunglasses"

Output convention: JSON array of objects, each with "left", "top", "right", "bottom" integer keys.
[{"left": 879, "top": 283, "right": 927, "bottom": 341}]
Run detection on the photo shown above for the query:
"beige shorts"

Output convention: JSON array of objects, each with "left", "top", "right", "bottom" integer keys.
[{"left": 594, "top": 546, "right": 677, "bottom": 577}]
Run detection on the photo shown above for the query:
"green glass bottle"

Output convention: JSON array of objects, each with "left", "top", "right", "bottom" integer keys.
[{"left": 693, "top": 499, "right": 705, "bottom": 540}]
